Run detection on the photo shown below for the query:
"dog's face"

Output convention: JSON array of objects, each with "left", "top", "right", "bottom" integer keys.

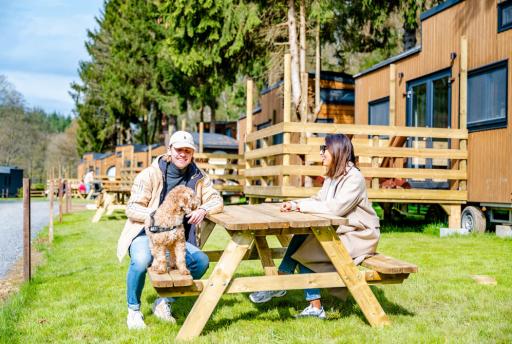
[{"left": 174, "top": 186, "right": 200, "bottom": 214}]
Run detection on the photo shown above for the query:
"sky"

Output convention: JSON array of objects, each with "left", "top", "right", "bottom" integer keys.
[{"left": 0, "top": 0, "right": 104, "bottom": 116}]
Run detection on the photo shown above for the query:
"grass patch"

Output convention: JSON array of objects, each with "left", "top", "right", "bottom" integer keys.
[{"left": 1, "top": 211, "right": 511, "bottom": 343}]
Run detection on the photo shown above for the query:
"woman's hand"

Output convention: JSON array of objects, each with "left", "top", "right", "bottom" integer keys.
[
  {"left": 186, "top": 208, "right": 207, "bottom": 225},
  {"left": 280, "top": 202, "right": 293, "bottom": 212}
]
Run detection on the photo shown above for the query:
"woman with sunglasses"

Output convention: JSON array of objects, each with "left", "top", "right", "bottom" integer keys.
[{"left": 249, "top": 133, "right": 380, "bottom": 319}]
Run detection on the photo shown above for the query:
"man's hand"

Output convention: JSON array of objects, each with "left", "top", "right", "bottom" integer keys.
[{"left": 186, "top": 208, "right": 207, "bottom": 225}]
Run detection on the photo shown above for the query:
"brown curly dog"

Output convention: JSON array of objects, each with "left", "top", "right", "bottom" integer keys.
[{"left": 144, "top": 185, "right": 200, "bottom": 275}]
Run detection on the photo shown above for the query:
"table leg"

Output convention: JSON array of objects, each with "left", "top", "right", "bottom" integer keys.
[
  {"left": 199, "top": 220, "right": 216, "bottom": 249},
  {"left": 276, "top": 234, "right": 292, "bottom": 247},
  {"left": 176, "top": 232, "right": 254, "bottom": 341},
  {"left": 312, "top": 226, "right": 390, "bottom": 327},
  {"left": 254, "top": 236, "right": 278, "bottom": 275},
  {"left": 92, "top": 192, "right": 111, "bottom": 223}
]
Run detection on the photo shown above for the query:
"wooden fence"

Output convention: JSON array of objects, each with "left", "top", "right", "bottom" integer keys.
[
  {"left": 244, "top": 122, "right": 468, "bottom": 204},
  {"left": 97, "top": 152, "right": 245, "bottom": 202}
]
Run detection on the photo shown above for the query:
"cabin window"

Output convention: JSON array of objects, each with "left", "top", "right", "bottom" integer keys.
[
  {"left": 498, "top": 0, "right": 512, "bottom": 32},
  {"left": 137, "top": 161, "right": 143, "bottom": 168},
  {"left": 468, "top": 61, "right": 508, "bottom": 131},
  {"left": 315, "top": 118, "right": 334, "bottom": 123},
  {"left": 368, "top": 97, "right": 389, "bottom": 126}
]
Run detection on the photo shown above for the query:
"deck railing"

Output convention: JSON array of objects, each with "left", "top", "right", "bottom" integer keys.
[
  {"left": 243, "top": 122, "right": 468, "bottom": 204},
  {"left": 97, "top": 153, "right": 245, "bottom": 198},
  {"left": 194, "top": 153, "right": 244, "bottom": 194}
]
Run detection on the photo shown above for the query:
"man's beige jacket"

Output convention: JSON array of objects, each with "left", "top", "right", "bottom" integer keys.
[{"left": 116, "top": 155, "right": 223, "bottom": 262}]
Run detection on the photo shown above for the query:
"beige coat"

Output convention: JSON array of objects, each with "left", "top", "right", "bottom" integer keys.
[
  {"left": 116, "top": 155, "right": 223, "bottom": 262},
  {"left": 292, "top": 163, "right": 380, "bottom": 272}
]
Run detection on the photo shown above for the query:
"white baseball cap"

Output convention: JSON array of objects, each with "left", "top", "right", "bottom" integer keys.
[{"left": 169, "top": 131, "right": 197, "bottom": 151}]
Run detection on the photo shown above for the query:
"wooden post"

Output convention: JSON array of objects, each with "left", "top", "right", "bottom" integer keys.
[
  {"left": 23, "top": 178, "right": 31, "bottom": 281},
  {"left": 130, "top": 147, "right": 135, "bottom": 183},
  {"left": 64, "top": 180, "right": 69, "bottom": 214},
  {"left": 389, "top": 64, "right": 396, "bottom": 126},
  {"left": 448, "top": 204, "right": 462, "bottom": 229},
  {"left": 315, "top": 19, "right": 321, "bottom": 113},
  {"left": 148, "top": 144, "right": 153, "bottom": 167},
  {"left": 245, "top": 78, "right": 253, "bottom": 191},
  {"left": 199, "top": 122, "right": 204, "bottom": 153},
  {"left": 302, "top": 71, "right": 312, "bottom": 188},
  {"left": 459, "top": 36, "right": 468, "bottom": 191},
  {"left": 49, "top": 179, "right": 54, "bottom": 243},
  {"left": 58, "top": 178, "right": 63, "bottom": 223},
  {"left": 120, "top": 150, "right": 125, "bottom": 191},
  {"left": 283, "top": 53, "right": 291, "bottom": 187},
  {"left": 66, "top": 180, "right": 72, "bottom": 213},
  {"left": 371, "top": 136, "right": 380, "bottom": 190}
]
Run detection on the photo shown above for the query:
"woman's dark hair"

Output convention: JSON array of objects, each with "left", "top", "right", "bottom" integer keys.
[{"left": 324, "top": 134, "right": 356, "bottom": 179}]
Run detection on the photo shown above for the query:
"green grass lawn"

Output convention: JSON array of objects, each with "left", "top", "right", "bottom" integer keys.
[{"left": 1, "top": 211, "right": 511, "bottom": 343}]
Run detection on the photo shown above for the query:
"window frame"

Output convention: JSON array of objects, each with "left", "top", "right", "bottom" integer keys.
[
  {"left": 467, "top": 60, "right": 508, "bottom": 132},
  {"left": 368, "top": 96, "right": 390, "bottom": 126},
  {"left": 498, "top": 0, "right": 512, "bottom": 33}
]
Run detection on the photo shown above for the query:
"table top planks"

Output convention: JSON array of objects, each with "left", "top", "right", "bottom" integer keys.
[{"left": 206, "top": 203, "right": 347, "bottom": 230}]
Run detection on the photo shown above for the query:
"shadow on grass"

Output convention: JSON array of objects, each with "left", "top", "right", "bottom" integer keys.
[
  {"left": 322, "top": 287, "right": 415, "bottom": 322},
  {"left": 160, "top": 284, "right": 415, "bottom": 335}
]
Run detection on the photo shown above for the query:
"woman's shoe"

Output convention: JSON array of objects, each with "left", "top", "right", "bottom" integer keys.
[{"left": 295, "top": 305, "right": 326, "bottom": 319}]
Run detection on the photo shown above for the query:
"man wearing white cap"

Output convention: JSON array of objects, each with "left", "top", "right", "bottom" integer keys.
[{"left": 117, "top": 130, "right": 224, "bottom": 329}]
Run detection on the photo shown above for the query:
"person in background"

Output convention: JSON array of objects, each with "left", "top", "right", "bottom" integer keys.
[
  {"left": 78, "top": 180, "right": 86, "bottom": 195},
  {"left": 116, "top": 130, "right": 224, "bottom": 329},
  {"left": 249, "top": 133, "right": 380, "bottom": 319},
  {"left": 83, "top": 169, "right": 94, "bottom": 194}
]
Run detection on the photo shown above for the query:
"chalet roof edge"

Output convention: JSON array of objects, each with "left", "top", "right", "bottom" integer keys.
[
  {"left": 420, "top": 0, "right": 464, "bottom": 21},
  {"left": 353, "top": 46, "right": 421, "bottom": 79},
  {"left": 260, "top": 70, "right": 354, "bottom": 95}
]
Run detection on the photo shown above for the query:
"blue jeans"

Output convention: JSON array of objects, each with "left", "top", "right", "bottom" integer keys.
[
  {"left": 127, "top": 231, "right": 209, "bottom": 311},
  {"left": 278, "top": 234, "right": 321, "bottom": 302}
]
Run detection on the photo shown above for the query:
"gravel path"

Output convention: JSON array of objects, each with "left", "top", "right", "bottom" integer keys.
[{"left": 0, "top": 200, "right": 58, "bottom": 278}]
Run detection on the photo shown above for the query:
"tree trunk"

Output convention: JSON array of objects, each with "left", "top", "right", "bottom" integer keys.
[
  {"left": 287, "top": 0, "right": 301, "bottom": 113},
  {"left": 199, "top": 103, "right": 204, "bottom": 123},
  {"left": 209, "top": 105, "right": 216, "bottom": 134},
  {"left": 299, "top": 0, "right": 307, "bottom": 123},
  {"left": 313, "top": 18, "right": 321, "bottom": 121}
]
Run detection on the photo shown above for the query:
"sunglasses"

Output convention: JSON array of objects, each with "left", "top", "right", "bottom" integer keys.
[{"left": 320, "top": 144, "right": 327, "bottom": 153}]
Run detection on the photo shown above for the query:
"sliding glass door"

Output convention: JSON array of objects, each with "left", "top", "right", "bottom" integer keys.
[{"left": 406, "top": 69, "right": 451, "bottom": 188}]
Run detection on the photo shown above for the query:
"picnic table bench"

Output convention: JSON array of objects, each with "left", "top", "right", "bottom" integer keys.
[{"left": 148, "top": 203, "right": 417, "bottom": 340}]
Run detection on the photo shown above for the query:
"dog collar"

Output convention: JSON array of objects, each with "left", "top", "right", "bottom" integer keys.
[
  {"left": 147, "top": 211, "right": 180, "bottom": 234},
  {"left": 148, "top": 225, "right": 178, "bottom": 234}
]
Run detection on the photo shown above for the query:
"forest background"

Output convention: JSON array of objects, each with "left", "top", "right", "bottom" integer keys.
[{"left": 0, "top": 0, "right": 443, "bottom": 182}]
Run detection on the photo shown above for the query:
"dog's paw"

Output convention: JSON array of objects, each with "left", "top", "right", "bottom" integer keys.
[
  {"left": 178, "top": 268, "right": 191, "bottom": 276},
  {"left": 150, "top": 264, "right": 168, "bottom": 274}
]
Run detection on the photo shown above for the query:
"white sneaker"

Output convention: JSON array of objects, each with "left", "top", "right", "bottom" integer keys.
[
  {"left": 295, "top": 304, "right": 326, "bottom": 319},
  {"left": 152, "top": 299, "right": 176, "bottom": 323},
  {"left": 249, "top": 290, "right": 287, "bottom": 304},
  {"left": 127, "top": 309, "right": 146, "bottom": 329}
]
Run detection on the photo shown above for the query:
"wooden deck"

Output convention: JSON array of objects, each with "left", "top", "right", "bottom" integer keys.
[{"left": 243, "top": 68, "right": 468, "bottom": 228}]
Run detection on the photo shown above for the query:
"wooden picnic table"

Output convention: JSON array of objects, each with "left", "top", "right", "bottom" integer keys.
[{"left": 150, "top": 203, "right": 417, "bottom": 340}]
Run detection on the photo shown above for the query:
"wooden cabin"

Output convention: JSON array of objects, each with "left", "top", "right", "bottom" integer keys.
[
  {"left": 201, "top": 121, "right": 238, "bottom": 139},
  {"left": 77, "top": 132, "right": 242, "bottom": 197},
  {"left": 77, "top": 153, "right": 115, "bottom": 181},
  {"left": 237, "top": 71, "right": 355, "bottom": 153},
  {"left": 354, "top": 0, "right": 512, "bottom": 231},
  {"left": 0, "top": 166, "right": 23, "bottom": 197}
]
